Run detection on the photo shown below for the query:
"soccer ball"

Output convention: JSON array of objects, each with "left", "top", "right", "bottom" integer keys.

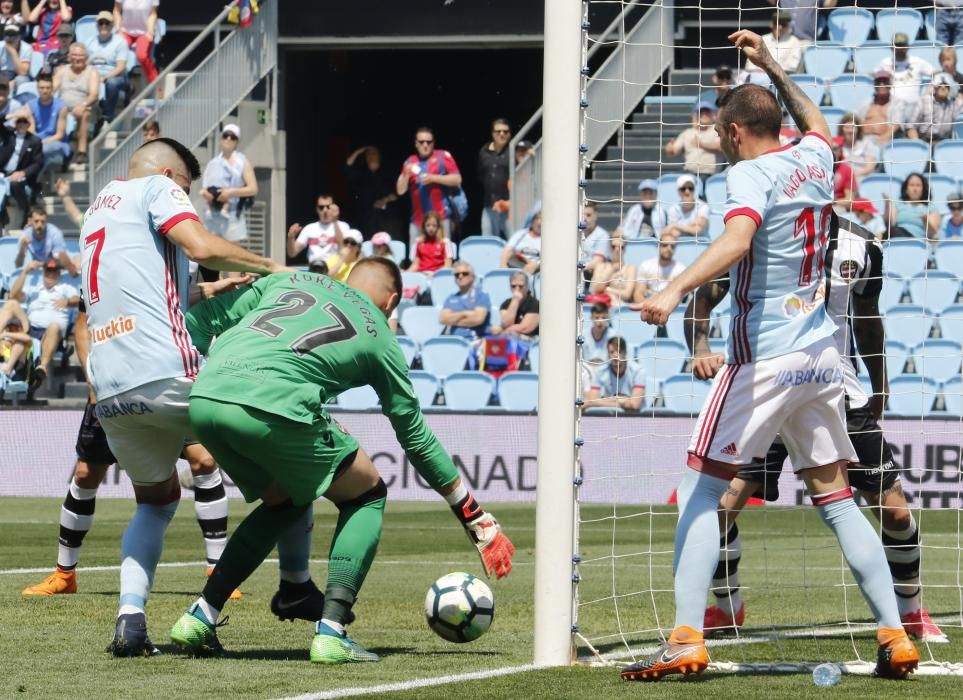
[{"left": 424, "top": 572, "right": 495, "bottom": 643}]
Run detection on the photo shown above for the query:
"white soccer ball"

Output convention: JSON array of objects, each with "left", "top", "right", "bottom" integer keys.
[{"left": 424, "top": 572, "right": 495, "bottom": 643}]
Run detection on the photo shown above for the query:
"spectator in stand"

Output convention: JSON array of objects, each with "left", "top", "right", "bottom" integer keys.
[
  {"left": 631, "top": 232, "right": 685, "bottom": 302},
  {"left": 858, "top": 71, "right": 895, "bottom": 146},
  {"left": 324, "top": 228, "right": 363, "bottom": 283},
  {"left": 664, "top": 101, "right": 722, "bottom": 181},
  {"left": 514, "top": 139, "right": 534, "bottom": 165},
  {"left": 114, "top": 0, "right": 159, "bottom": 86},
  {"left": 25, "top": 0, "right": 72, "bottom": 57},
  {"left": 45, "top": 21, "right": 72, "bottom": 72},
  {"left": 939, "top": 46, "right": 963, "bottom": 86},
  {"left": 0, "top": 75, "right": 22, "bottom": 125},
  {"left": 25, "top": 73, "right": 69, "bottom": 173},
  {"left": 699, "top": 65, "right": 733, "bottom": 109},
  {"left": 286, "top": 193, "right": 348, "bottom": 267},
  {"left": 589, "top": 235, "right": 637, "bottom": 305},
  {"left": 582, "top": 201, "right": 611, "bottom": 275},
  {"left": 581, "top": 301, "right": 613, "bottom": 367},
  {"left": 86, "top": 10, "right": 128, "bottom": 123},
  {"left": 0, "top": 1, "right": 23, "bottom": 29},
  {"left": 201, "top": 123, "right": 257, "bottom": 243},
  {"left": 345, "top": 145, "right": 399, "bottom": 238},
  {"left": 439, "top": 260, "right": 490, "bottom": 340},
  {"left": 875, "top": 33, "right": 936, "bottom": 138},
  {"left": 662, "top": 174, "right": 709, "bottom": 238},
  {"left": 0, "top": 114, "right": 42, "bottom": 228},
  {"left": 477, "top": 117, "right": 512, "bottom": 239},
  {"left": 396, "top": 126, "right": 462, "bottom": 250},
  {"left": 371, "top": 231, "right": 394, "bottom": 259},
  {"left": 837, "top": 113, "right": 878, "bottom": 182},
  {"left": 742, "top": 12, "right": 802, "bottom": 76},
  {"left": 409, "top": 211, "right": 454, "bottom": 274},
  {"left": 616, "top": 178, "right": 665, "bottom": 240},
  {"left": 490, "top": 270, "right": 539, "bottom": 338},
  {"left": 0, "top": 315, "right": 31, "bottom": 380},
  {"left": 849, "top": 197, "right": 886, "bottom": 239},
  {"left": 142, "top": 117, "right": 159, "bottom": 141},
  {"left": 500, "top": 210, "right": 541, "bottom": 272},
  {"left": 936, "top": 2, "right": 963, "bottom": 48},
  {"left": 906, "top": 72, "right": 961, "bottom": 143},
  {"left": 0, "top": 258, "right": 77, "bottom": 385},
  {"left": 0, "top": 22, "right": 29, "bottom": 83},
  {"left": 884, "top": 172, "right": 942, "bottom": 243},
  {"left": 52, "top": 42, "right": 99, "bottom": 164},
  {"left": 942, "top": 191, "right": 963, "bottom": 239},
  {"left": 765, "top": 0, "right": 836, "bottom": 48},
  {"left": 832, "top": 137, "right": 857, "bottom": 213},
  {"left": 584, "top": 336, "right": 645, "bottom": 411},
  {"left": 14, "top": 206, "right": 73, "bottom": 271}
]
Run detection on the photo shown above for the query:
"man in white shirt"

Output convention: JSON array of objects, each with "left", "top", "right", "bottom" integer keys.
[
  {"left": 743, "top": 12, "right": 802, "bottom": 76},
  {"left": 634, "top": 232, "right": 687, "bottom": 300},
  {"left": 500, "top": 212, "right": 542, "bottom": 273},
  {"left": 663, "top": 174, "right": 710, "bottom": 238},
  {"left": 875, "top": 33, "right": 936, "bottom": 135},
  {"left": 286, "top": 194, "right": 349, "bottom": 269},
  {"left": 617, "top": 179, "right": 666, "bottom": 239}
]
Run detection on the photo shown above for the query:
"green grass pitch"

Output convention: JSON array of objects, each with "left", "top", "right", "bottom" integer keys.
[{"left": 1, "top": 497, "right": 961, "bottom": 698}]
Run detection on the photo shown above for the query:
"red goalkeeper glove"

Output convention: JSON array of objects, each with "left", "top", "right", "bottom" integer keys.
[{"left": 451, "top": 493, "right": 515, "bottom": 579}]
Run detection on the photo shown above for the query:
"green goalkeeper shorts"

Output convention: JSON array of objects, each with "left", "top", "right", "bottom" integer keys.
[{"left": 189, "top": 397, "right": 359, "bottom": 506}]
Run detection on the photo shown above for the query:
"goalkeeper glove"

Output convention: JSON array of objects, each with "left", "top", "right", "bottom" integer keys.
[{"left": 452, "top": 493, "right": 515, "bottom": 579}]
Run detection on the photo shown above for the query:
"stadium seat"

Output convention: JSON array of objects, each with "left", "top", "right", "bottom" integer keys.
[
  {"left": 660, "top": 373, "right": 711, "bottom": 415},
  {"left": 881, "top": 140, "right": 930, "bottom": 182},
  {"left": 397, "top": 336, "right": 417, "bottom": 367},
  {"left": 851, "top": 42, "right": 891, "bottom": 76},
  {"left": 443, "top": 371, "right": 495, "bottom": 410},
  {"left": 859, "top": 174, "right": 901, "bottom": 214},
  {"left": 925, "top": 9, "right": 937, "bottom": 41},
  {"left": 885, "top": 375, "right": 939, "bottom": 417},
  {"left": 420, "top": 336, "right": 471, "bottom": 378},
  {"left": 336, "top": 385, "right": 379, "bottom": 410},
  {"left": 880, "top": 275, "right": 906, "bottom": 310},
  {"left": 704, "top": 173, "right": 727, "bottom": 212},
  {"left": 932, "top": 141, "right": 963, "bottom": 175},
  {"left": 75, "top": 15, "right": 98, "bottom": 46},
  {"left": 876, "top": 8, "right": 923, "bottom": 45},
  {"left": 430, "top": 269, "right": 458, "bottom": 306},
  {"left": 708, "top": 213, "right": 724, "bottom": 239},
  {"left": 623, "top": 239, "right": 658, "bottom": 268},
  {"left": 938, "top": 303, "right": 963, "bottom": 345},
  {"left": 482, "top": 269, "right": 513, "bottom": 310},
  {"left": 826, "top": 7, "right": 874, "bottom": 45},
  {"left": 911, "top": 42, "right": 944, "bottom": 71},
  {"left": 635, "top": 338, "right": 689, "bottom": 398},
  {"left": 408, "top": 370, "right": 440, "bottom": 408},
  {"left": 883, "top": 305, "right": 934, "bottom": 348},
  {"left": 15, "top": 80, "right": 37, "bottom": 100},
  {"left": 928, "top": 173, "right": 956, "bottom": 215},
  {"left": 663, "top": 306, "right": 689, "bottom": 345},
  {"left": 399, "top": 306, "right": 443, "bottom": 346},
  {"left": 882, "top": 239, "right": 930, "bottom": 279},
  {"left": 28, "top": 51, "right": 43, "bottom": 79},
  {"left": 612, "top": 307, "right": 657, "bottom": 347},
  {"left": 802, "top": 44, "right": 851, "bottom": 80},
  {"left": 907, "top": 271, "right": 960, "bottom": 314},
  {"left": 459, "top": 236, "right": 504, "bottom": 277},
  {"left": 673, "top": 240, "right": 707, "bottom": 268},
  {"left": 885, "top": 339, "right": 912, "bottom": 379},
  {"left": 913, "top": 338, "right": 962, "bottom": 384},
  {"left": 657, "top": 173, "right": 702, "bottom": 207},
  {"left": 0, "top": 237, "right": 18, "bottom": 281},
  {"left": 498, "top": 372, "right": 538, "bottom": 411},
  {"left": 529, "top": 339, "right": 539, "bottom": 373},
  {"left": 790, "top": 74, "right": 826, "bottom": 105},
  {"left": 827, "top": 75, "right": 873, "bottom": 113},
  {"left": 935, "top": 240, "right": 963, "bottom": 274},
  {"left": 942, "top": 376, "right": 962, "bottom": 416}
]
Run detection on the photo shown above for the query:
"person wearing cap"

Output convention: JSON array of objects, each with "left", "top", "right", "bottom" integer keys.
[
  {"left": 764, "top": 0, "right": 837, "bottom": 47},
  {"left": 906, "top": 72, "right": 961, "bottom": 143},
  {"left": 514, "top": 139, "right": 534, "bottom": 165},
  {"left": 477, "top": 118, "right": 512, "bottom": 240},
  {"left": 0, "top": 20, "right": 30, "bottom": 83},
  {"left": 665, "top": 101, "right": 722, "bottom": 180},
  {"left": 86, "top": 10, "right": 128, "bottom": 122},
  {"left": 52, "top": 42, "right": 100, "bottom": 164},
  {"left": 662, "top": 174, "right": 709, "bottom": 238},
  {"left": 698, "top": 65, "right": 733, "bottom": 109},
  {"left": 857, "top": 71, "right": 895, "bottom": 145},
  {"left": 113, "top": 0, "right": 160, "bottom": 85},
  {"left": 324, "top": 228, "right": 364, "bottom": 283},
  {"left": 875, "top": 33, "right": 936, "bottom": 137},
  {"left": 941, "top": 190, "right": 963, "bottom": 239},
  {"left": 617, "top": 178, "right": 666, "bottom": 240},
  {"left": 371, "top": 231, "right": 394, "bottom": 259},
  {"left": 26, "top": 0, "right": 72, "bottom": 56},
  {"left": 837, "top": 113, "right": 878, "bottom": 182},
  {"left": 200, "top": 123, "right": 257, "bottom": 243},
  {"left": 0, "top": 111, "right": 42, "bottom": 228},
  {"left": 743, "top": 11, "right": 802, "bottom": 76},
  {"left": 847, "top": 197, "right": 886, "bottom": 239}
]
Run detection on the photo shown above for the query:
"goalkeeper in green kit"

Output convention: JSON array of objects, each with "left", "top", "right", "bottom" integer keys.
[{"left": 169, "top": 257, "right": 515, "bottom": 663}]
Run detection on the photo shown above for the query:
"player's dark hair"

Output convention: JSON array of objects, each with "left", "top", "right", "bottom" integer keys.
[
  {"left": 590, "top": 301, "right": 609, "bottom": 316},
  {"left": 135, "top": 137, "right": 201, "bottom": 181},
  {"left": 717, "top": 84, "right": 781, "bottom": 140},
  {"left": 901, "top": 172, "right": 930, "bottom": 203},
  {"left": 353, "top": 256, "right": 403, "bottom": 307},
  {"left": 607, "top": 335, "right": 627, "bottom": 355}
]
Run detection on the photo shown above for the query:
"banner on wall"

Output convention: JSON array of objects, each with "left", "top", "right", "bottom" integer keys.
[{"left": 1, "top": 411, "right": 960, "bottom": 507}]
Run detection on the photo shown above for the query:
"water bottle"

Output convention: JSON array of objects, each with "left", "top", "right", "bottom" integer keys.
[{"left": 812, "top": 662, "right": 842, "bottom": 687}]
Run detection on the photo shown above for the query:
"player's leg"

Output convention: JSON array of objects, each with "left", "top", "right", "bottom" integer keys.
[{"left": 37, "top": 322, "right": 62, "bottom": 377}]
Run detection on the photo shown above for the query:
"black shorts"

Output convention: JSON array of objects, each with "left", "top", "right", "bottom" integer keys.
[
  {"left": 737, "top": 403, "right": 899, "bottom": 501},
  {"left": 75, "top": 400, "right": 116, "bottom": 466}
]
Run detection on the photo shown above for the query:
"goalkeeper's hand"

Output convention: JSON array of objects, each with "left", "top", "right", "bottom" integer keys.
[{"left": 464, "top": 511, "right": 515, "bottom": 579}]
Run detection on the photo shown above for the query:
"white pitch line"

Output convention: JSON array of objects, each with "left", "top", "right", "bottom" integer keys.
[{"left": 274, "top": 663, "right": 541, "bottom": 700}]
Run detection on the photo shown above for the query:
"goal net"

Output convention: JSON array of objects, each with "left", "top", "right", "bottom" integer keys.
[{"left": 571, "top": 0, "right": 963, "bottom": 675}]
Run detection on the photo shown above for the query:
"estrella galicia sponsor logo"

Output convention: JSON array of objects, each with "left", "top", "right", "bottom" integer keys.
[
  {"left": 96, "top": 401, "right": 154, "bottom": 418},
  {"left": 90, "top": 314, "right": 136, "bottom": 344},
  {"left": 772, "top": 368, "right": 842, "bottom": 386}
]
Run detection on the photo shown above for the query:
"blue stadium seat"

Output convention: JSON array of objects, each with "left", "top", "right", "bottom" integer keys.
[
  {"left": 612, "top": 307, "right": 657, "bottom": 347},
  {"left": 708, "top": 213, "right": 724, "bottom": 239},
  {"left": 399, "top": 306, "right": 443, "bottom": 346},
  {"left": 827, "top": 7, "right": 874, "bottom": 45},
  {"left": 882, "top": 239, "right": 930, "bottom": 279},
  {"left": 28, "top": 51, "right": 43, "bottom": 79},
  {"left": 928, "top": 174, "right": 956, "bottom": 215},
  {"left": 886, "top": 375, "right": 939, "bottom": 417},
  {"left": 529, "top": 339, "right": 539, "bottom": 373},
  {"left": 623, "top": 239, "right": 658, "bottom": 267},
  {"left": 0, "top": 238, "right": 18, "bottom": 281},
  {"left": 704, "top": 173, "right": 727, "bottom": 212},
  {"left": 660, "top": 373, "right": 711, "bottom": 415},
  {"left": 938, "top": 303, "right": 963, "bottom": 345},
  {"left": 401, "top": 271, "right": 428, "bottom": 296},
  {"left": 663, "top": 306, "right": 688, "bottom": 345},
  {"left": 935, "top": 240, "right": 963, "bottom": 274},
  {"left": 885, "top": 339, "right": 912, "bottom": 379},
  {"left": 361, "top": 239, "right": 405, "bottom": 260},
  {"left": 635, "top": 338, "right": 689, "bottom": 398},
  {"left": 74, "top": 15, "right": 98, "bottom": 46},
  {"left": 943, "top": 376, "right": 962, "bottom": 416},
  {"left": 925, "top": 9, "right": 937, "bottom": 41},
  {"left": 881, "top": 140, "right": 930, "bottom": 181},
  {"left": 420, "top": 336, "right": 471, "bottom": 378},
  {"left": 408, "top": 370, "right": 440, "bottom": 408},
  {"left": 827, "top": 75, "right": 873, "bottom": 113},
  {"left": 907, "top": 271, "right": 960, "bottom": 314},
  {"left": 790, "top": 74, "right": 826, "bottom": 105},
  {"left": 883, "top": 305, "right": 934, "bottom": 347},
  {"left": 851, "top": 42, "right": 891, "bottom": 75},
  {"left": 459, "top": 236, "right": 504, "bottom": 277},
  {"left": 880, "top": 275, "right": 906, "bottom": 310},
  {"left": 657, "top": 173, "right": 703, "bottom": 207},
  {"left": 443, "top": 371, "right": 495, "bottom": 410},
  {"left": 430, "top": 269, "right": 458, "bottom": 306},
  {"left": 859, "top": 174, "right": 901, "bottom": 214},
  {"left": 803, "top": 44, "right": 851, "bottom": 80},
  {"left": 913, "top": 338, "right": 962, "bottom": 384},
  {"left": 673, "top": 240, "right": 707, "bottom": 268},
  {"left": 482, "top": 269, "right": 513, "bottom": 310},
  {"left": 336, "top": 385, "right": 379, "bottom": 410},
  {"left": 15, "top": 80, "right": 37, "bottom": 101},
  {"left": 911, "top": 42, "right": 944, "bottom": 71},
  {"left": 498, "top": 372, "right": 538, "bottom": 411},
  {"left": 876, "top": 8, "right": 923, "bottom": 44},
  {"left": 932, "top": 141, "right": 963, "bottom": 175},
  {"left": 397, "top": 336, "right": 417, "bottom": 368}
]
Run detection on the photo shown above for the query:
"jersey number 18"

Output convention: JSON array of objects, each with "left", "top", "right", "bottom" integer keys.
[{"left": 794, "top": 205, "right": 832, "bottom": 286}]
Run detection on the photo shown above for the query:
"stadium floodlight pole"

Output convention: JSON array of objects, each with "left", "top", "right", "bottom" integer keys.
[{"left": 533, "top": 0, "right": 581, "bottom": 667}]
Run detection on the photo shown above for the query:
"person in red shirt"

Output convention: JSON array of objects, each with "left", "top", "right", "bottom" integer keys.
[
  {"left": 396, "top": 126, "right": 462, "bottom": 252},
  {"left": 409, "top": 211, "right": 453, "bottom": 274},
  {"left": 832, "top": 136, "right": 857, "bottom": 213}
]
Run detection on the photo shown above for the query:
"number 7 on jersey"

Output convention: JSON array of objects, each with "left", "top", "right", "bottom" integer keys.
[{"left": 84, "top": 227, "right": 106, "bottom": 305}]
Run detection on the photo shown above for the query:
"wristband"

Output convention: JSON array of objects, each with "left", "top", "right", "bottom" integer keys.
[{"left": 450, "top": 493, "right": 483, "bottom": 525}]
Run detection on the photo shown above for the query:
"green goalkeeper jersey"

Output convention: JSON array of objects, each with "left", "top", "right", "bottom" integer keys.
[{"left": 185, "top": 271, "right": 458, "bottom": 491}]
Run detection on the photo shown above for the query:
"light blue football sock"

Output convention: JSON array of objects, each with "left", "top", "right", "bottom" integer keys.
[
  {"left": 673, "top": 467, "right": 730, "bottom": 633},
  {"left": 118, "top": 500, "right": 178, "bottom": 617},
  {"left": 277, "top": 504, "right": 314, "bottom": 584},
  {"left": 816, "top": 494, "right": 903, "bottom": 629}
]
